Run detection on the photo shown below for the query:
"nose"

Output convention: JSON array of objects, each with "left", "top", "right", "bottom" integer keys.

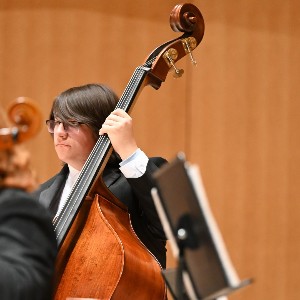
[{"left": 56, "top": 122, "right": 67, "bottom": 135}]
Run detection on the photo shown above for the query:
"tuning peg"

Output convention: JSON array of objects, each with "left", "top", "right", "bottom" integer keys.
[
  {"left": 182, "top": 37, "right": 197, "bottom": 66},
  {"left": 173, "top": 67, "right": 184, "bottom": 78},
  {"left": 163, "top": 48, "right": 184, "bottom": 78}
]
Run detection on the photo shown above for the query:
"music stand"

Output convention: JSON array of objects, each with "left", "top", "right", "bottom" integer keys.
[{"left": 151, "top": 153, "right": 252, "bottom": 300}]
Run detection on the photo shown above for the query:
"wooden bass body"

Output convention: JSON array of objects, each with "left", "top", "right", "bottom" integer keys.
[{"left": 54, "top": 185, "right": 166, "bottom": 300}]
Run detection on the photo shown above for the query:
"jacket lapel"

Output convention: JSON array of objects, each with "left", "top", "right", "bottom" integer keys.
[{"left": 39, "top": 165, "right": 69, "bottom": 214}]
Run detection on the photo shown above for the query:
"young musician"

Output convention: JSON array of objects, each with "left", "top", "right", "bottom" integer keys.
[{"left": 34, "top": 83, "right": 167, "bottom": 269}]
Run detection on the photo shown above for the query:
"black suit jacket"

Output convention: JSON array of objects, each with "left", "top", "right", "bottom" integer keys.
[
  {"left": 0, "top": 188, "right": 57, "bottom": 300},
  {"left": 34, "top": 157, "right": 167, "bottom": 268}
]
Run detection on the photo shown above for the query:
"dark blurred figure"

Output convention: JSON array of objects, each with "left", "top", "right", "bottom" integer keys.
[{"left": 0, "top": 144, "right": 57, "bottom": 300}]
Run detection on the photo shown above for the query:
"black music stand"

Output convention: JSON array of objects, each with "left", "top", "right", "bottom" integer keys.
[{"left": 151, "top": 153, "right": 252, "bottom": 300}]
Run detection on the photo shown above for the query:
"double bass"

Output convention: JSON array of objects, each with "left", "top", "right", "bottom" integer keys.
[
  {"left": 53, "top": 3, "right": 205, "bottom": 299},
  {"left": 0, "top": 97, "right": 42, "bottom": 192}
]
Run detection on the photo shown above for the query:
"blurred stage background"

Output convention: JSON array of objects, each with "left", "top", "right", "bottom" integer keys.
[{"left": 1, "top": 1, "right": 299, "bottom": 299}]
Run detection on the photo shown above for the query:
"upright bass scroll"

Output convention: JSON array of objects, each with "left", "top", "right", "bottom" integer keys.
[
  {"left": 0, "top": 97, "right": 42, "bottom": 150},
  {"left": 145, "top": 3, "right": 204, "bottom": 83},
  {"left": 0, "top": 97, "right": 42, "bottom": 192}
]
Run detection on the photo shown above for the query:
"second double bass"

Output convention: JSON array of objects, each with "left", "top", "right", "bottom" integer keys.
[{"left": 41, "top": 3, "right": 205, "bottom": 299}]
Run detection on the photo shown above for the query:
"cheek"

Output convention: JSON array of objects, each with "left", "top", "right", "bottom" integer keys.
[
  {"left": 76, "top": 132, "right": 96, "bottom": 155},
  {"left": 79, "top": 139, "right": 95, "bottom": 155}
]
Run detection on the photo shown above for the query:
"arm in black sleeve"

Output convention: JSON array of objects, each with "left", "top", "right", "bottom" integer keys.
[{"left": 126, "top": 157, "right": 168, "bottom": 239}]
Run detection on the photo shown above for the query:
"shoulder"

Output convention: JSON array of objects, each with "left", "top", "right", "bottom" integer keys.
[
  {"left": 0, "top": 188, "right": 53, "bottom": 222},
  {"left": 0, "top": 188, "right": 35, "bottom": 206},
  {"left": 0, "top": 188, "right": 56, "bottom": 248},
  {"left": 0, "top": 188, "right": 56, "bottom": 246}
]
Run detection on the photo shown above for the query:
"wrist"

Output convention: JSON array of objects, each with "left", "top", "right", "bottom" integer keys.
[{"left": 119, "top": 146, "right": 138, "bottom": 161}]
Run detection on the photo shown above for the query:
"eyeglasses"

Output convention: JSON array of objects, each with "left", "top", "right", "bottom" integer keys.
[{"left": 45, "top": 119, "right": 83, "bottom": 133}]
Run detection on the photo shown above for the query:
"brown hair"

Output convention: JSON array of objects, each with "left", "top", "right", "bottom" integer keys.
[{"left": 50, "top": 83, "right": 119, "bottom": 140}]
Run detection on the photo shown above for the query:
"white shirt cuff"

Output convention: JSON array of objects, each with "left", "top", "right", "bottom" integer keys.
[{"left": 119, "top": 148, "right": 148, "bottom": 178}]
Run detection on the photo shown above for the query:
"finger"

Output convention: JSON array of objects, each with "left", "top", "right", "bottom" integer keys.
[
  {"left": 103, "top": 119, "right": 117, "bottom": 126},
  {"left": 107, "top": 115, "right": 122, "bottom": 123},
  {"left": 112, "top": 108, "right": 128, "bottom": 117},
  {"left": 99, "top": 124, "right": 110, "bottom": 135}
]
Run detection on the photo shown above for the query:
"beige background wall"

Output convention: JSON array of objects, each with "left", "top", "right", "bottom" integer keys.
[{"left": 1, "top": 1, "right": 299, "bottom": 299}]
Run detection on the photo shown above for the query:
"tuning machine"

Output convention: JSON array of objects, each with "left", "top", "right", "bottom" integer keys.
[
  {"left": 182, "top": 37, "right": 197, "bottom": 66},
  {"left": 163, "top": 48, "right": 184, "bottom": 78}
]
